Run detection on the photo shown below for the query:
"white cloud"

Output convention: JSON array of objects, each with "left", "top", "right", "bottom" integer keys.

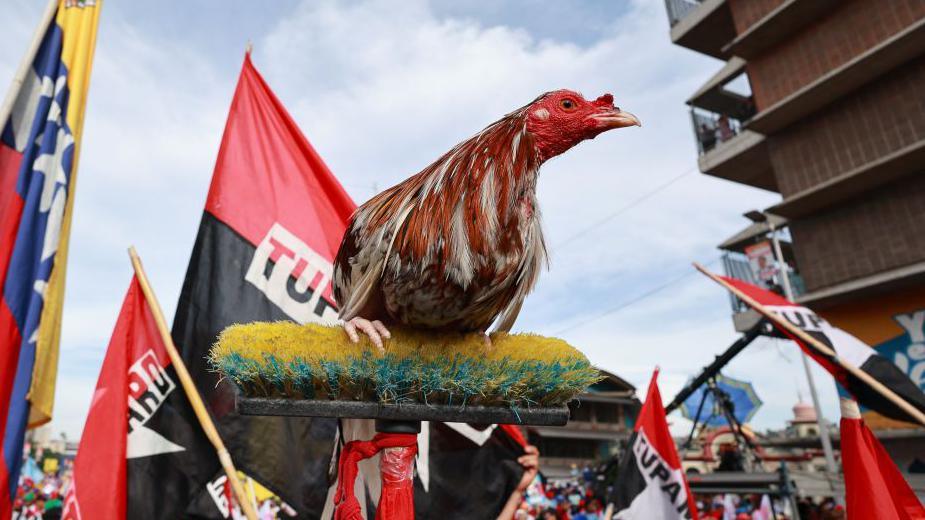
[{"left": 0, "top": 0, "right": 820, "bottom": 440}]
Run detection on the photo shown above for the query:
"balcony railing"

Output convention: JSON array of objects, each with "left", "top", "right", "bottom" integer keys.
[
  {"left": 722, "top": 252, "right": 805, "bottom": 313},
  {"left": 691, "top": 108, "right": 753, "bottom": 155},
  {"left": 665, "top": 0, "right": 704, "bottom": 26}
]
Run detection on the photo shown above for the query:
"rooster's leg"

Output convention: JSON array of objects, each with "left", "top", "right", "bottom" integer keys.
[
  {"left": 343, "top": 317, "right": 391, "bottom": 352},
  {"left": 482, "top": 333, "right": 493, "bottom": 354}
]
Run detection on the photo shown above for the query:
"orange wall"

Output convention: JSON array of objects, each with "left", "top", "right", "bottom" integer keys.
[
  {"left": 822, "top": 286, "right": 925, "bottom": 345},
  {"left": 821, "top": 285, "right": 925, "bottom": 429}
]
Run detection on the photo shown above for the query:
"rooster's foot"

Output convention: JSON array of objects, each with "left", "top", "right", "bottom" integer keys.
[{"left": 343, "top": 317, "right": 390, "bottom": 353}]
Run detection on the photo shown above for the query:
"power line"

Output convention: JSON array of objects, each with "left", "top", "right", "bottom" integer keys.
[
  {"left": 551, "top": 256, "right": 720, "bottom": 335},
  {"left": 552, "top": 167, "right": 695, "bottom": 251}
]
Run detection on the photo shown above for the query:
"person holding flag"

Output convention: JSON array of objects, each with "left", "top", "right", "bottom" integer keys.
[
  {"left": 0, "top": 0, "right": 101, "bottom": 515},
  {"left": 610, "top": 369, "right": 698, "bottom": 520}
]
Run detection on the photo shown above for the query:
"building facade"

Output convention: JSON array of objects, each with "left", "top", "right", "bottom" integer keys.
[
  {"left": 528, "top": 369, "right": 640, "bottom": 480},
  {"left": 681, "top": 400, "right": 832, "bottom": 477},
  {"left": 666, "top": 0, "right": 925, "bottom": 431}
]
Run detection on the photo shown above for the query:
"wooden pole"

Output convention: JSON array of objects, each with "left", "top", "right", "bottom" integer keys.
[
  {"left": 128, "top": 247, "right": 258, "bottom": 520},
  {"left": 694, "top": 262, "right": 925, "bottom": 427},
  {"left": 0, "top": 0, "right": 58, "bottom": 130}
]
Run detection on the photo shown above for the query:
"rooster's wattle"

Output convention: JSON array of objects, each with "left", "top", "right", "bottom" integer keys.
[{"left": 332, "top": 90, "right": 639, "bottom": 347}]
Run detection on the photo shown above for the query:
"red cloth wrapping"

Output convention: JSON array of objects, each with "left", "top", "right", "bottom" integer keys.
[{"left": 334, "top": 432, "right": 418, "bottom": 520}]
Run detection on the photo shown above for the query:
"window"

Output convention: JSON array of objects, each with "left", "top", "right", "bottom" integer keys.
[{"left": 594, "top": 404, "right": 621, "bottom": 424}]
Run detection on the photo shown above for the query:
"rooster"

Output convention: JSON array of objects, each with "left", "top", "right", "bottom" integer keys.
[{"left": 333, "top": 90, "right": 639, "bottom": 349}]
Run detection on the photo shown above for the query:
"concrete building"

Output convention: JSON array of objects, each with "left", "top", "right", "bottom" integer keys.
[
  {"left": 528, "top": 369, "right": 640, "bottom": 479},
  {"left": 665, "top": 0, "right": 925, "bottom": 432}
]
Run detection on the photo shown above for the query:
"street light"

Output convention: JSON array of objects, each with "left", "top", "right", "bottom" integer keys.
[{"left": 745, "top": 209, "right": 840, "bottom": 495}]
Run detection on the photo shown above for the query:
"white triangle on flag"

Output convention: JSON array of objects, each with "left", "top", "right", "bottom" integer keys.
[{"left": 126, "top": 424, "right": 186, "bottom": 459}]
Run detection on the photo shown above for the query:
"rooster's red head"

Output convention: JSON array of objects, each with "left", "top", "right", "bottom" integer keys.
[{"left": 526, "top": 89, "right": 640, "bottom": 161}]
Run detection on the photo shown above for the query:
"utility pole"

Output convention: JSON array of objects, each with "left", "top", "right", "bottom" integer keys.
[{"left": 768, "top": 221, "right": 840, "bottom": 496}]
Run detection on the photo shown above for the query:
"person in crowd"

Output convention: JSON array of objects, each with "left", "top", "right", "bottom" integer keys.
[
  {"left": 699, "top": 122, "right": 717, "bottom": 151},
  {"left": 717, "top": 114, "right": 735, "bottom": 141}
]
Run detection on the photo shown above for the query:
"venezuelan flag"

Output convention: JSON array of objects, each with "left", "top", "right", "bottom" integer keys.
[{"left": 0, "top": 0, "right": 101, "bottom": 511}]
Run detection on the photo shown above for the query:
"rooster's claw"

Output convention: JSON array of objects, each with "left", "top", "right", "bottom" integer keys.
[{"left": 343, "top": 317, "right": 390, "bottom": 352}]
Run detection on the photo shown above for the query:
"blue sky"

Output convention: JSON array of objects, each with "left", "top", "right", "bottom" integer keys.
[{"left": 1, "top": 0, "right": 844, "bottom": 439}]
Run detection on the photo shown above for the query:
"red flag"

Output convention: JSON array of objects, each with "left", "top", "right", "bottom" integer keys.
[
  {"left": 840, "top": 398, "right": 924, "bottom": 520},
  {"left": 611, "top": 369, "right": 698, "bottom": 519},
  {"left": 64, "top": 276, "right": 168, "bottom": 519}
]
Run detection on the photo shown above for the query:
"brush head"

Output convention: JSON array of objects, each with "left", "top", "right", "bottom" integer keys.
[{"left": 210, "top": 322, "right": 601, "bottom": 409}]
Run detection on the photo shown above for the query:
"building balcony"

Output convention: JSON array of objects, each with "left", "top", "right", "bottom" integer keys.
[
  {"left": 717, "top": 214, "right": 804, "bottom": 332},
  {"left": 691, "top": 108, "right": 776, "bottom": 192},
  {"left": 722, "top": 0, "right": 840, "bottom": 59},
  {"left": 688, "top": 59, "right": 777, "bottom": 192},
  {"left": 747, "top": 17, "right": 925, "bottom": 134},
  {"left": 722, "top": 252, "right": 806, "bottom": 332},
  {"left": 665, "top": 0, "right": 735, "bottom": 60},
  {"left": 767, "top": 137, "right": 925, "bottom": 220}
]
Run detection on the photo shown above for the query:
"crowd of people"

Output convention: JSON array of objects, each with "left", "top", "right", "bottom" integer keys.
[
  {"left": 12, "top": 474, "right": 67, "bottom": 520},
  {"left": 498, "top": 459, "right": 851, "bottom": 520},
  {"left": 12, "top": 451, "right": 853, "bottom": 520},
  {"left": 696, "top": 494, "right": 846, "bottom": 519},
  {"left": 517, "top": 478, "right": 606, "bottom": 519}
]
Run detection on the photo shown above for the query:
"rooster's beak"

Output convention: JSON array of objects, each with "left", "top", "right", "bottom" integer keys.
[{"left": 588, "top": 109, "right": 641, "bottom": 129}]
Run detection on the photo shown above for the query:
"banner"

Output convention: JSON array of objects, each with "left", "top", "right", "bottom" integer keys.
[
  {"left": 611, "top": 369, "right": 697, "bottom": 520},
  {"left": 0, "top": 1, "right": 101, "bottom": 513},
  {"left": 719, "top": 276, "right": 925, "bottom": 424}
]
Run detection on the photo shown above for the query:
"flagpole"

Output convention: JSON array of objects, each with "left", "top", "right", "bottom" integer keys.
[
  {"left": 0, "top": 0, "right": 58, "bottom": 129},
  {"left": 693, "top": 262, "right": 925, "bottom": 427},
  {"left": 128, "top": 247, "right": 258, "bottom": 520}
]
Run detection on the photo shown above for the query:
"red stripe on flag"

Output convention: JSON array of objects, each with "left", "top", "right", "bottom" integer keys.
[
  {"left": 0, "top": 299, "right": 23, "bottom": 517},
  {"left": 0, "top": 144, "right": 23, "bottom": 228},
  {"left": 499, "top": 424, "right": 527, "bottom": 448},
  {"left": 717, "top": 275, "right": 794, "bottom": 307},
  {"left": 0, "top": 143, "right": 27, "bottom": 516},
  {"left": 204, "top": 54, "right": 354, "bottom": 260},
  {"left": 841, "top": 409, "right": 925, "bottom": 519},
  {"left": 66, "top": 279, "right": 150, "bottom": 518},
  {"left": 0, "top": 147, "right": 25, "bottom": 291},
  {"left": 634, "top": 369, "right": 699, "bottom": 519}
]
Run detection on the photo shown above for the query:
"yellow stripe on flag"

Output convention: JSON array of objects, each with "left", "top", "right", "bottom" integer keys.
[{"left": 29, "top": 0, "right": 102, "bottom": 427}]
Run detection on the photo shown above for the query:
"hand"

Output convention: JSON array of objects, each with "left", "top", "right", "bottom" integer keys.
[{"left": 515, "top": 445, "right": 540, "bottom": 492}]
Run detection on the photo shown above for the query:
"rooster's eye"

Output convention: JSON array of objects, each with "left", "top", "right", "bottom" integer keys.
[{"left": 560, "top": 99, "right": 576, "bottom": 111}]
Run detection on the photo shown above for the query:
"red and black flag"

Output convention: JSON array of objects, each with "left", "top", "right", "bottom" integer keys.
[
  {"left": 719, "top": 276, "right": 925, "bottom": 424},
  {"left": 125, "top": 52, "right": 354, "bottom": 518},
  {"left": 412, "top": 423, "right": 529, "bottom": 519},
  {"left": 65, "top": 276, "right": 213, "bottom": 519},
  {"left": 611, "top": 369, "right": 697, "bottom": 520},
  {"left": 839, "top": 398, "right": 924, "bottom": 519}
]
